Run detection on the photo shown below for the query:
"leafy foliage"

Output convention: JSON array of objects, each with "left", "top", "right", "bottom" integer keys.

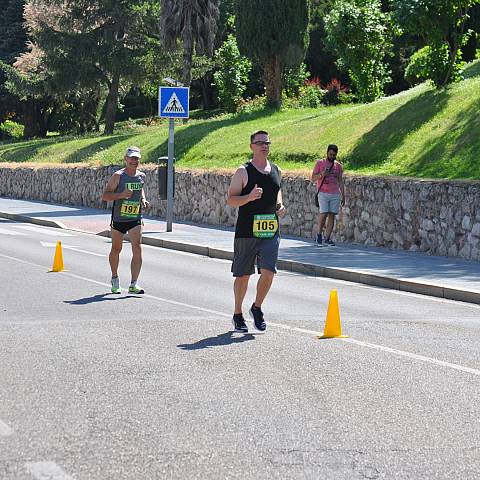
[
  {"left": 213, "top": 34, "right": 251, "bottom": 112},
  {"left": 160, "top": 0, "right": 220, "bottom": 86},
  {"left": 405, "top": 44, "right": 465, "bottom": 86},
  {"left": 0, "top": 119, "right": 24, "bottom": 140},
  {"left": 325, "top": 0, "right": 394, "bottom": 102},
  {"left": 393, "top": 0, "right": 480, "bottom": 87}
]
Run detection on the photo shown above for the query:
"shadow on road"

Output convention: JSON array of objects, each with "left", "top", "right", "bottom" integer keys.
[
  {"left": 64, "top": 293, "right": 133, "bottom": 305},
  {"left": 177, "top": 331, "right": 255, "bottom": 350}
]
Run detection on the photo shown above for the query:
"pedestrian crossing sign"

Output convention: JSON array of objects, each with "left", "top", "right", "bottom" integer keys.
[{"left": 159, "top": 87, "right": 190, "bottom": 118}]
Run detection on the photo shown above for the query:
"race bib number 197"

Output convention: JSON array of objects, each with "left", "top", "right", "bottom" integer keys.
[
  {"left": 253, "top": 214, "right": 278, "bottom": 238},
  {"left": 120, "top": 201, "right": 140, "bottom": 218}
]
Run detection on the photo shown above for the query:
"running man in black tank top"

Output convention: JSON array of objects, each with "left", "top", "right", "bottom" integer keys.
[{"left": 227, "top": 131, "right": 286, "bottom": 333}]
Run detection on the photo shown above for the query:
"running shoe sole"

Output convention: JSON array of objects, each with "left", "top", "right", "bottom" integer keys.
[
  {"left": 128, "top": 288, "right": 145, "bottom": 294},
  {"left": 232, "top": 318, "right": 248, "bottom": 333}
]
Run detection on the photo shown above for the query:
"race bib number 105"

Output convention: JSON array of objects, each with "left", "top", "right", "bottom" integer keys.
[
  {"left": 253, "top": 214, "right": 278, "bottom": 238},
  {"left": 120, "top": 201, "right": 140, "bottom": 218}
]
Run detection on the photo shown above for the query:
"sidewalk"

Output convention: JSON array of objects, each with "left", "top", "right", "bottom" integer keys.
[{"left": 0, "top": 197, "right": 479, "bottom": 304}]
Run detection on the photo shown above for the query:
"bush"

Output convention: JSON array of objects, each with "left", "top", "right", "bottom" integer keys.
[
  {"left": 236, "top": 95, "right": 268, "bottom": 114},
  {"left": 298, "top": 84, "right": 326, "bottom": 108},
  {"left": 0, "top": 120, "right": 24, "bottom": 140},
  {"left": 213, "top": 35, "right": 252, "bottom": 112},
  {"left": 283, "top": 63, "right": 310, "bottom": 98},
  {"left": 405, "top": 44, "right": 464, "bottom": 87},
  {"left": 322, "top": 78, "right": 353, "bottom": 105}
]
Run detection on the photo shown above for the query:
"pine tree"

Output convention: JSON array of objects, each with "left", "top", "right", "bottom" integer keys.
[{"left": 24, "top": 0, "right": 162, "bottom": 134}]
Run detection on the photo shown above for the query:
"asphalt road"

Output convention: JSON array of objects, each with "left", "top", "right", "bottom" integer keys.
[{"left": 1, "top": 218, "right": 480, "bottom": 480}]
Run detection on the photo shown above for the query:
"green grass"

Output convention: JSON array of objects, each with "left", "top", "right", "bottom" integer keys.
[{"left": 1, "top": 59, "right": 480, "bottom": 180}]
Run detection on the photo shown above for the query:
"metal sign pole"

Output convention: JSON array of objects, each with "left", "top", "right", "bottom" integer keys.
[
  {"left": 166, "top": 118, "right": 174, "bottom": 232},
  {"left": 159, "top": 82, "right": 189, "bottom": 232}
]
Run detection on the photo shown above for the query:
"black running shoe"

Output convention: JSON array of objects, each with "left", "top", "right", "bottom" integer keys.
[
  {"left": 232, "top": 314, "right": 248, "bottom": 333},
  {"left": 250, "top": 303, "right": 266, "bottom": 332}
]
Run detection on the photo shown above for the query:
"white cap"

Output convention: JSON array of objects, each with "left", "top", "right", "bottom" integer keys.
[{"left": 125, "top": 146, "right": 141, "bottom": 158}]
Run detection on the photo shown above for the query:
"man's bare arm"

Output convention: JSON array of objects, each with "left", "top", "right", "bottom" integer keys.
[
  {"left": 227, "top": 167, "right": 262, "bottom": 208},
  {"left": 101, "top": 174, "right": 132, "bottom": 201}
]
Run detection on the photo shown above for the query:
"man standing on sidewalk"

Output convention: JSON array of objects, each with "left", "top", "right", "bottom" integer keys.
[
  {"left": 101, "top": 146, "right": 149, "bottom": 294},
  {"left": 227, "top": 130, "right": 286, "bottom": 333},
  {"left": 311, "top": 144, "right": 345, "bottom": 246}
]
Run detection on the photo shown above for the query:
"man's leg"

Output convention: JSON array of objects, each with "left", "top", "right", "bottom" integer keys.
[
  {"left": 317, "top": 213, "right": 327, "bottom": 235},
  {"left": 127, "top": 225, "right": 143, "bottom": 283},
  {"left": 234, "top": 275, "right": 250, "bottom": 315},
  {"left": 325, "top": 213, "right": 335, "bottom": 240},
  {"left": 109, "top": 228, "right": 124, "bottom": 277},
  {"left": 254, "top": 269, "right": 274, "bottom": 308}
]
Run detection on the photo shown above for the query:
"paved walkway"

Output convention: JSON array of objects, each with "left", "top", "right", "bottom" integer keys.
[{"left": 0, "top": 197, "right": 479, "bottom": 304}]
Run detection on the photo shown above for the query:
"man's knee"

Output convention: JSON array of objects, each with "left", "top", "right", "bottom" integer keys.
[
  {"left": 259, "top": 269, "right": 275, "bottom": 280},
  {"left": 131, "top": 242, "right": 142, "bottom": 254},
  {"left": 110, "top": 244, "right": 122, "bottom": 255}
]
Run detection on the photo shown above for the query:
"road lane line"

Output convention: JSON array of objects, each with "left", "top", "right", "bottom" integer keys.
[
  {"left": 341, "top": 338, "right": 480, "bottom": 376},
  {"left": 0, "top": 228, "right": 27, "bottom": 235},
  {"left": 1, "top": 252, "right": 480, "bottom": 378},
  {"left": 15, "top": 225, "right": 75, "bottom": 236},
  {"left": 0, "top": 419, "right": 14, "bottom": 436},
  {"left": 40, "top": 242, "right": 105, "bottom": 257},
  {"left": 25, "top": 461, "right": 74, "bottom": 480}
]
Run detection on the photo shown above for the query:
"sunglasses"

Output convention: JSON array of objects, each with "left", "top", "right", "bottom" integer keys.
[{"left": 252, "top": 141, "right": 271, "bottom": 146}]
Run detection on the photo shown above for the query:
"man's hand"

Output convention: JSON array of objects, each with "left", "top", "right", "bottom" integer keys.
[
  {"left": 248, "top": 184, "right": 263, "bottom": 202},
  {"left": 142, "top": 199, "right": 150, "bottom": 209},
  {"left": 276, "top": 203, "right": 286, "bottom": 218},
  {"left": 123, "top": 187, "right": 133, "bottom": 199}
]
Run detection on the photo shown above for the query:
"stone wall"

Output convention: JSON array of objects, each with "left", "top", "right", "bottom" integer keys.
[{"left": 1, "top": 164, "right": 479, "bottom": 261}]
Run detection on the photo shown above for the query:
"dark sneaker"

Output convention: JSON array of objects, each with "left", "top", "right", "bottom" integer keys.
[
  {"left": 325, "top": 239, "right": 335, "bottom": 246},
  {"left": 316, "top": 233, "right": 323, "bottom": 247},
  {"left": 250, "top": 303, "right": 266, "bottom": 332},
  {"left": 232, "top": 314, "right": 248, "bottom": 333}
]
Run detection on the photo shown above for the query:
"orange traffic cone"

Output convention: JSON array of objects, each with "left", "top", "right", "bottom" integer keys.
[
  {"left": 50, "top": 241, "right": 65, "bottom": 272},
  {"left": 318, "top": 290, "right": 348, "bottom": 339}
]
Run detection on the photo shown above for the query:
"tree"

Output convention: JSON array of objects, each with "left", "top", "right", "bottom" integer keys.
[
  {"left": 325, "top": 0, "right": 394, "bottom": 102},
  {"left": 305, "top": 0, "right": 347, "bottom": 87},
  {"left": 159, "top": 0, "right": 219, "bottom": 87},
  {"left": 0, "top": 0, "right": 28, "bottom": 123},
  {"left": 393, "top": 0, "right": 480, "bottom": 87},
  {"left": 25, "top": 0, "right": 162, "bottom": 134},
  {"left": 235, "top": 0, "right": 310, "bottom": 109}
]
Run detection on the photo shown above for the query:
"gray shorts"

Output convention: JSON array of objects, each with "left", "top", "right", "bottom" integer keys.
[
  {"left": 231, "top": 235, "right": 280, "bottom": 277},
  {"left": 318, "top": 192, "right": 341, "bottom": 214}
]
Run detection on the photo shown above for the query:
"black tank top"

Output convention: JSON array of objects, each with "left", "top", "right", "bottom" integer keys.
[{"left": 235, "top": 161, "right": 281, "bottom": 238}]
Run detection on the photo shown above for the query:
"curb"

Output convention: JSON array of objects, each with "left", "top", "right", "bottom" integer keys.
[
  {"left": 3, "top": 211, "right": 480, "bottom": 305},
  {"left": 0, "top": 211, "right": 67, "bottom": 230}
]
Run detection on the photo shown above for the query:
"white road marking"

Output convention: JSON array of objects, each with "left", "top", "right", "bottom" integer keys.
[
  {"left": 0, "top": 227, "right": 27, "bottom": 235},
  {"left": 25, "top": 461, "right": 74, "bottom": 480},
  {"left": 1, "top": 252, "right": 480, "bottom": 378},
  {"left": 15, "top": 225, "right": 75, "bottom": 236},
  {"left": 341, "top": 338, "right": 480, "bottom": 376},
  {"left": 40, "top": 242, "right": 105, "bottom": 257},
  {"left": 0, "top": 419, "right": 14, "bottom": 436}
]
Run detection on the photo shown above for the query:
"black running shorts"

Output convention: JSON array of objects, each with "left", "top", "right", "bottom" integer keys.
[
  {"left": 231, "top": 235, "right": 280, "bottom": 277},
  {"left": 111, "top": 219, "right": 143, "bottom": 234}
]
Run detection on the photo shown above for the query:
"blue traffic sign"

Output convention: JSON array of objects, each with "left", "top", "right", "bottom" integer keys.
[{"left": 159, "top": 87, "right": 190, "bottom": 119}]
